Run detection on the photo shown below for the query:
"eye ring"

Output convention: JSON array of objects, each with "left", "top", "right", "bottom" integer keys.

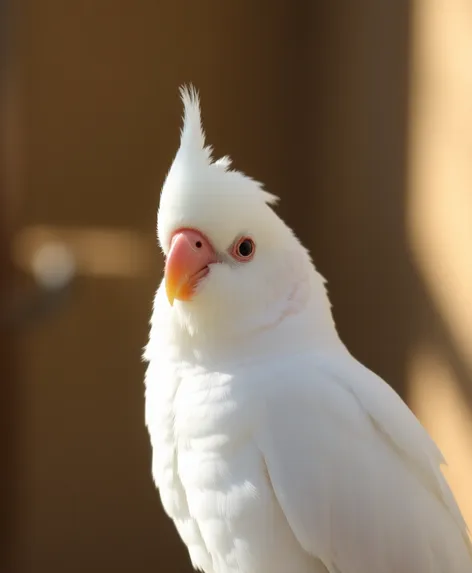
[{"left": 231, "top": 237, "right": 255, "bottom": 262}]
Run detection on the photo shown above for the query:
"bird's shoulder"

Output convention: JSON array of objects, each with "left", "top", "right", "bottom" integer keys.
[{"left": 253, "top": 349, "right": 472, "bottom": 572}]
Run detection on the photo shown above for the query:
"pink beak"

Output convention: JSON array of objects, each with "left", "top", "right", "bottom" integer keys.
[{"left": 164, "top": 229, "right": 218, "bottom": 305}]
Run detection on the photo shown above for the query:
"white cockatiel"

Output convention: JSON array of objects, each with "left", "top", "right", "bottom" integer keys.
[{"left": 144, "top": 86, "right": 472, "bottom": 573}]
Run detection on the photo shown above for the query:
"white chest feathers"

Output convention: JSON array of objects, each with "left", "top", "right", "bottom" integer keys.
[{"left": 145, "top": 359, "right": 320, "bottom": 573}]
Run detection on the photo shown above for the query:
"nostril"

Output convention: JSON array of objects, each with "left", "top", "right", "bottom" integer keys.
[{"left": 195, "top": 241, "right": 202, "bottom": 249}]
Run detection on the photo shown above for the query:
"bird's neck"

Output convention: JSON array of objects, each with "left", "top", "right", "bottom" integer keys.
[{"left": 157, "top": 269, "right": 342, "bottom": 369}]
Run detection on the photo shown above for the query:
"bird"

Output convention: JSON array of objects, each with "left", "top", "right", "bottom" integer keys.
[{"left": 143, "top": 85, "right": 472, "bottom": 573}]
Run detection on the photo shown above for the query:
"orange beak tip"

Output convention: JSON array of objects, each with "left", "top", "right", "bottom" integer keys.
[
  {"left": 166, "top": 290, "right": 175, "bottom": 307},
  {"left": 164, "top": 271, "right": 178, "bottom": 306}
]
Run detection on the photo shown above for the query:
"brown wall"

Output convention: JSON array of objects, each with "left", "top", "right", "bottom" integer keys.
[{"left": 2, "top": 1, "right": 470, "bottom": 573}]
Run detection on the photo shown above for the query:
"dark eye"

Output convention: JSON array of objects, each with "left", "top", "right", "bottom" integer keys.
[
  {"left": 238, "top": 239, "right": 253, "bottom": 257},
  {"left": 231, "top": 237, "right": 255, "bottom": 262}
]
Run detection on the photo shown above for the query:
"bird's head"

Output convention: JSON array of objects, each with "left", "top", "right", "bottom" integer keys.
[{"left": 156, "top": 86, "right": 334, "bottom": 345}]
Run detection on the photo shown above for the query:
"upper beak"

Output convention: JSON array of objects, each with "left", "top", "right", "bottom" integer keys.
[{"left": 164, "top": 229, "right": 217, "bottom": 305}]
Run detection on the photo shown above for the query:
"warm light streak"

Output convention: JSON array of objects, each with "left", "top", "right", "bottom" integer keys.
[
  {"left": 13, "top": 225, "right": 158, "bottom": 278},
  {"left": 407, "top": 1, "right": 472, "bottom": 526}
]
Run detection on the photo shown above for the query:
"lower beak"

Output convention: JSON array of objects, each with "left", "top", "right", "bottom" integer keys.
[{"left": 165, "top": 229, "right": 217, "bottom": 305}]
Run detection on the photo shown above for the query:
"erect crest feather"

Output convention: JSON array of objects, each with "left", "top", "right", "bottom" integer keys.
[
  {"left": 179, "top": 84, "right": 214, "bottom": 163},
  {"left": 172, "top": 84, "right": 278, "bottom": 207}
]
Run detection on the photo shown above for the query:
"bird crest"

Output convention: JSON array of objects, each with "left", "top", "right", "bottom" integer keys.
[{"left": 179, "top": 84, "right": 230, "bottom": 168}]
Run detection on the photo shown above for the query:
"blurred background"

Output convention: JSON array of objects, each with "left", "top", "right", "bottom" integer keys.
[{"left": 1, "top": 1, "right": 472, "bottom": 572}]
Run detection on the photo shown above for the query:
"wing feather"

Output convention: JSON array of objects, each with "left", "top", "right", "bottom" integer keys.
[{"left": 255, "top": 352, "right": 472, "bottom": 573}]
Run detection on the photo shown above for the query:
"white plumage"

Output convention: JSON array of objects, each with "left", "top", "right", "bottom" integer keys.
[{"left": 144, "top": 85, "right": 472, "bottom": 573}]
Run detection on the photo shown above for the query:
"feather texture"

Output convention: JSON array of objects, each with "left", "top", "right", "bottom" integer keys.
[{"left": 256, "top": 351, "right": 472, "bottom": 573}]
